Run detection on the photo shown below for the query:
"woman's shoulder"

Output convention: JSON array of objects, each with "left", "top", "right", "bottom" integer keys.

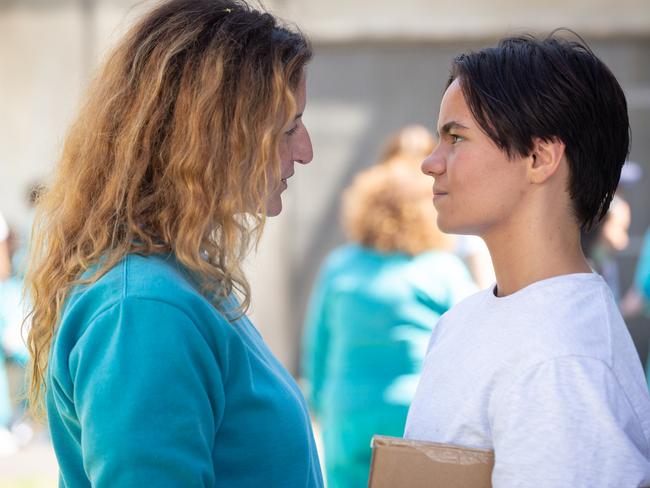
[
  {"left": 122, "top": 253, "right": 200, "bottom": 300},
  {"left": 65, "top": 253, "right": 217, "bottom": 327},
  {"left": 53, "top": 254, "right": 237, "bottom": 363}
]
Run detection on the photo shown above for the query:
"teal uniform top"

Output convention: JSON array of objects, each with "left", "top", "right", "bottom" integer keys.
[
  {"left": 636, "top": 229, "right": 650, "bottom": 304},
  {"left": 47, "top": 253, "right": 323, "bottom": 487},
  {"left": 302, "top": 244, "right": 477, "bottom": 415},
  {"left": 301, "top": 244, "right": 476, "bottom": 487},
  {"left": 0, "top": 276, "right": 28, "bottom": 427},
  {"left": 635, "top": 229, "right": 650, "bottom": 389}
]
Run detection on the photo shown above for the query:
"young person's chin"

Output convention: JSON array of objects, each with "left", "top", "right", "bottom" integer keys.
[
  {"left": 437, "top": 216, "right": 482, "bottom": 237},
  {"left": 436, "top": 215, "right": 460, "bottom": 235}
]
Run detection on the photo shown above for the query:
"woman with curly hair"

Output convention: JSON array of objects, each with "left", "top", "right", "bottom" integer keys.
[
  {"left": 25, "top": 1, "right": 322, "bottom": 485},
  {"left": 301, "top": 145, "right": 476, "bottom": 487}
]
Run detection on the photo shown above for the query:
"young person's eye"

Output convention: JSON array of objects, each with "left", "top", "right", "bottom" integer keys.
[
  {"left": 285, "top": 125, "right": 298, "bottom": 136},
  {"left": 450, "top": 134, "right": 463, "bottom": 144}
]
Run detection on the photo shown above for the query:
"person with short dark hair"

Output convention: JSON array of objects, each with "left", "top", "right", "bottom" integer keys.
[{"left": 404, "top": 33, "right": 650, "bottom": 485}]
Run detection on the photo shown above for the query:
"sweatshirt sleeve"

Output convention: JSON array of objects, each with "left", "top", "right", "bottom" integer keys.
[
  {"left": 68, "top": 296, "right": 225, "bottom": 487},
  {"left": 490, "top": 356, "right": 650, "bottom": 488}
]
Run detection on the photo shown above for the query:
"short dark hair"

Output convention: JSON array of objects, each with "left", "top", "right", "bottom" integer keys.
[{"left": 449, "top": 32, "right": 630, "bottom": 230}]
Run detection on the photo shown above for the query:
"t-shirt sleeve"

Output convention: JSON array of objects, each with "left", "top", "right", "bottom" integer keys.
[
  {"left": 67, "top": 296, "right": 225, "bottom": 486},
  {"left": 491, "top": 356, "right": 650, "bottom": 487}
]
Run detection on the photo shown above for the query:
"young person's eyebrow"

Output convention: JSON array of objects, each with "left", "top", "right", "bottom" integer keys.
[{"left": 436, "top": 121, "right": 470, "bottom": 138}]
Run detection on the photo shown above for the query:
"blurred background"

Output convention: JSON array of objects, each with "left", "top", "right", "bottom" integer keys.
[{"left": 0, "top": 0, "right": 649, "bottom": 486}]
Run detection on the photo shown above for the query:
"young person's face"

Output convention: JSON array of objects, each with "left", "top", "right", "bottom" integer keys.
[
  {"left": 266, "top": 75, "right": 313, "bottom": 217},
  {"left": 422, "top": 78, "right": 529, "bottom": 236}
]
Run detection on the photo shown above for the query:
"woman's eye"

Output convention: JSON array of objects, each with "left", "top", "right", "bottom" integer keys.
[
  {"left": 450, "top": 134, "right": 463, "bottom": 144},
  {"left": 285, "top": 126, "right": 298, "bottom": 136}
]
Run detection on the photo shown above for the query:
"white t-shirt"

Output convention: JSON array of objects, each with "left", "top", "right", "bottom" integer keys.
[{"left": 405, "top": 273, "right": 650, "bottom": 487}]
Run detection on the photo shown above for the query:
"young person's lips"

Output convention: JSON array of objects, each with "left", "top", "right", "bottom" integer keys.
[{"left": 432, "top": 187, "right": 448, "bottom": 200}]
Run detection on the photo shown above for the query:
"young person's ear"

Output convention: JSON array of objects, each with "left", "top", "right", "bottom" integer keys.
[{"left": 527, "top": 137, "right": 566, "bottom": 184}]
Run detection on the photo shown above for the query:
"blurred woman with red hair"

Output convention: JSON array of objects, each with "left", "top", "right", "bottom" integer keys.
[{"left": 302, "top": 137, "right": 475, "bottom": 487}]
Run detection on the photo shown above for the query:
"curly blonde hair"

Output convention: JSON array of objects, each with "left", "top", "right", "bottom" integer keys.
[
  {"left": 342, "top": 159, "right": 451, "bottom": 256},
  {"left": 25, "top": 0, "right": 311, "bottom": 415}
]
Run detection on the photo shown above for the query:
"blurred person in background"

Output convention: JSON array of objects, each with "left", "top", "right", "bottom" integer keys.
[
  {"left": 0, "top": 212, "right": 10, "bottom": 282},
  {"left": 0, "top": 225, "right": 31, "bottom": 456},
  {"left": 0, "top": 210, "right": 16, "bottom": 455},
  {"left": 0, "top": 183, "right": 43, "bottom": 454},
  {"left": 25, "top": 0, "right": 324, "bottom": 486},
  {"left": 378, "top": 124, "right": 436, "bottom": 165},
  {"left": 582, "top": 161, "right": 642, "bottom": 304},
  {"left": 582, "top": 194, "right": 631, "bottom": 302},
  {"left": 622, "top": 227, "right": 650, "bottom": 388},
  {"left": 9, "top": 182, "right": 45, "bottom": 279},
  {"left": 302, "top": 148, "right": 476, "bottom": 487},
  {"left": 636, "top": 230, "right": 650, "bottom": 387},
  {"left": 453, "top": 234, "right": 496, "bottom": 289}
]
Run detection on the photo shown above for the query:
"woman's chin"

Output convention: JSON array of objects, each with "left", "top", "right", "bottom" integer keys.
[{"left": 265, "top": 197, "right": 283, "bottom": 217}]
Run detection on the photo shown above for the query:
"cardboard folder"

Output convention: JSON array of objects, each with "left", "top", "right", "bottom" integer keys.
[{"left": 368, "top": 435, "right": 494, "bottom": 488}]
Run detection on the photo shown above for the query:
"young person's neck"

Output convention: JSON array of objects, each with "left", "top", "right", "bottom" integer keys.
[{"left": 482, "top": 212, "right": 591, "bottom": 297}]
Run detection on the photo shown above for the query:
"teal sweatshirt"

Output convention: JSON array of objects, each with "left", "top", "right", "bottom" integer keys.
[
  {"left": 302, "top": 244, "right": 476, "bottom": 415},
  {"left": 301, "top": 245, "right": 476, "bottom": 487},
  {"left": 47, "top": 253, "right": 323, "bottom": 487}
]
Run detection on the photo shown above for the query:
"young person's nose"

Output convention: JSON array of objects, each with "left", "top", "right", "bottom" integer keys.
[{"left": 421, "top": 147, "right": 445, "bottom": 176}]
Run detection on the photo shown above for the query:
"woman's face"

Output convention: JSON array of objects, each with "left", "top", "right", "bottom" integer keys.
[{"left": 265, "top": 75, "right": 313, "bottom": 216}]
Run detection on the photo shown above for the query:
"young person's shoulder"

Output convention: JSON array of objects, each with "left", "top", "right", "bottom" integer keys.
[
  {"left": 500, "top": 273, "right": 618, "bottom": 355},
  {"left": 441, "top": 273, "right": 624, "bottom": 361}
]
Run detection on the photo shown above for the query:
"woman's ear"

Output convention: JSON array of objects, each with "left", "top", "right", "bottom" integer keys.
[{"left": 527, "top": 137, "right": 566, "bottom": 184}]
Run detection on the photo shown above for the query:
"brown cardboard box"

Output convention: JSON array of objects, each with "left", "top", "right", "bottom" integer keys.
[{"left": 368, "top": 435, "right": 494, "bottom": 488}]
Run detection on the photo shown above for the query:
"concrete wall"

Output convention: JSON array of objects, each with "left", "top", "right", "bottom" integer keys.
[
  {"left": 1, "top": 0, "right": 649, "bottom": 374},
  {"left": 272, "top": 0, "right": 650, "bottom": 40}
]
